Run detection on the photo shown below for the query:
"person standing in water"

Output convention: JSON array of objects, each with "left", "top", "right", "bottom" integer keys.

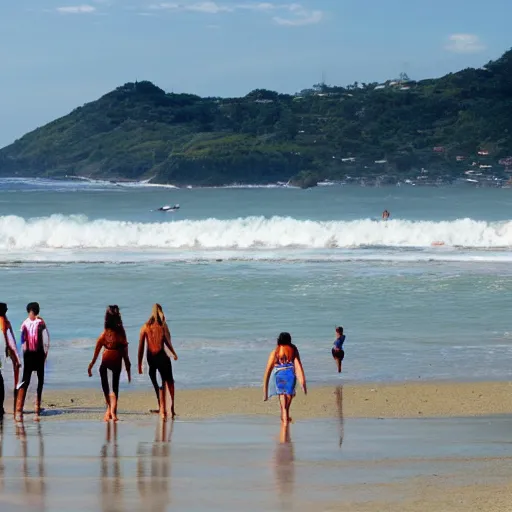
[
  {"left": 382, "top": 210, "right": 390, "bottom": 220},
  {"left": 138, "top": 304, "right": 178, "bottom": 420},
  {"left": 16, "top": 302, "right": 50, "bottom": 421},
  {"left": 0, "top": 303, "right": 21, "bottom": 417},
  {"left": 88, "top": 306, "right": 131, "bottom": 422},
  {"left": 263, "top": 332, "right": 307, "bottom": 425},
  {"left": 332, "top": 326, "right": 345, "bottom": 373}
]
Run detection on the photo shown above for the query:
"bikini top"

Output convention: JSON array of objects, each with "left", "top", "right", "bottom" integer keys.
[
  {"left": 274, "top": 345, "right": 296, "bottom": 366},
  {"left": 101, "top": 328, "right": 128, "bottom": 351}
]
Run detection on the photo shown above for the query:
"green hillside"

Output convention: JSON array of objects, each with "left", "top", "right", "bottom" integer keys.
[{"left": 1, "top": 49, "right": 512, "bottom": 186}]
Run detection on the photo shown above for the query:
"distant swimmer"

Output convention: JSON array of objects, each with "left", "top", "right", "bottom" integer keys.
[
  {"left": 157, "top": 204, "right": 180, "bottom": 212},
  {"left": 382, "top": 210, "right": 390, "bottom": 220}
]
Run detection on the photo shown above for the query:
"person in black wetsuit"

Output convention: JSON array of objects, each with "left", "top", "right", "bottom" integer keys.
[
  {"left": 138, "top": 304, "right": 178, "bottom": 419},
  {"left": 16, "top": 302, "right": 50, "bottom": 421}
]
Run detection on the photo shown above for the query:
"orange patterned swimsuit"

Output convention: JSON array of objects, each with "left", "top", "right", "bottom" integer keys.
[{"left": 98, "top": 329, "right": 129, "bottom": 371}]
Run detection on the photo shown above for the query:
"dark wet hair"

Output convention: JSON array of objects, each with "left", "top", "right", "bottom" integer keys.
[
  {"left": 104, "top": 305, "right": 124, "bottom": 333},
  {"left": 277, "top": 332, "right": 292, "bottom": 346},
  {"left": 0, "top": 303, "right": 7, "bottom": 317},
  {"left": 26, "top": 302, "right": 40, "bottom": 315},
  {"left": 336, "top": 326, "right": 344, "bottom": 336}
]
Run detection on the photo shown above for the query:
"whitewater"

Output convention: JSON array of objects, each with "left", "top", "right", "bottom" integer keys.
[{"left": 1, "top": 214, "right": 512, "bottom": 263}]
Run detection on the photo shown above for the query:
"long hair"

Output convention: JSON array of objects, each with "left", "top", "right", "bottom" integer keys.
[
  {"left": 147, "top": 303, "right": 165, "bottom": 327},
  {"left": 104, "top": 305, "right": 125, "bottom": 334}
]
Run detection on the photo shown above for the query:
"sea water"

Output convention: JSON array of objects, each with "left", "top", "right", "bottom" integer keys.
[{"left": 1, "top": 178, "right": 511, "bottom": 390}]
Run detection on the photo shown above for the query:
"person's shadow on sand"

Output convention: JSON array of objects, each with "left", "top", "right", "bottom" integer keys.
[
  {"left": 100, "top": 421, "right": 123, "bottom": 512},
  {"left": 335, "top": 385, "right": 344, "bottom": 448},
  {"left": 274, "top": 423, "right": 295, "bottom": 510},
  {"left": 137, "top": 420, "right": 173, "bottom": 512}
]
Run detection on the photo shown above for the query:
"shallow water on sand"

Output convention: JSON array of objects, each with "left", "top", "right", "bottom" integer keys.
[{"left": 1, "top": 404, "right": 512, "bottom": 511}]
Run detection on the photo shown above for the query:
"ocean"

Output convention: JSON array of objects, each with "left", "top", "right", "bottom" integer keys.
[{"left": 1, "top": 178, "right": 511, "bottom": 390}]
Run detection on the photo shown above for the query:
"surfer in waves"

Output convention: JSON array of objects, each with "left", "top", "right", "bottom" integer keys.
[
  {"left": 157, "top": 204, "right": 180, "bottom": 212},
  {"left": 382, "top": 210, "right": 390, "bottom": 220}
]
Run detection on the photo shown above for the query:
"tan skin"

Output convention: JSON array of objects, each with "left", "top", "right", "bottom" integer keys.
[
  {"left": 88, "top": 331, "right": 131, "bottom": 422},
  {"left": 263, "top": 345, "right": 307, "bottom": 425},
  {"left": 138, "top": 322, "right": 178, "bottom": 419}
]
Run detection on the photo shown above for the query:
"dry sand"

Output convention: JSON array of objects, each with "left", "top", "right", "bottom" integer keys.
[{"left": 10, "top": 380, "right": 512, "bottom": 421}]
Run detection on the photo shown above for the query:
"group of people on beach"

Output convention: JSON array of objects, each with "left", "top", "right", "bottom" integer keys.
[
  {"left": 1, "top": 300, "right": 346, "bottom": 424},
  {"left": 0, "top": 302, "right": 178, "bottom": 423}
]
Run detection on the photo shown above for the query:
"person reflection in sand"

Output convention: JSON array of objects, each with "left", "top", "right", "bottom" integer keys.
[
  {"left": 137, "top": 420, "right": 173, "bottom": 511},
  {"left": 16, "top": 422, "right": 46, "bottom": 509},
  {"left": 335, "top": 385, "right": 344, "bottom": 447},
  {"left": 100, "top": 421, "right": 123, "bottom": 512},
  {"left": 274, "top": 423, "right": 295, "bottom": 510},
  {"left": 0, "top": 419, "right": 4, "bottom": 494}
]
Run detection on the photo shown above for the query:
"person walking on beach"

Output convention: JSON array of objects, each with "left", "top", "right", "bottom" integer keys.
[
  {"left": 88, "top": 306, "right": 131, "bottom": 422},
  {"left": 138, "top": 304, "right": 178, "bottom": 420},
  {"left": 263, "top": 332, "right": 307, "bottom": 425},
  {"left": 0, "top": 303, "right": 21, "bottom": 416},
  {"left": 332, "top": 326, "right": 345, "bottom": 374},
  {"left": 16, "top": 302, "right": 50, "bottom": 421}
]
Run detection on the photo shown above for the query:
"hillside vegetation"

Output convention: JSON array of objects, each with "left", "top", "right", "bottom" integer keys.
[{"left": 1, "top": 49, "right": 512, "bottom": 186}]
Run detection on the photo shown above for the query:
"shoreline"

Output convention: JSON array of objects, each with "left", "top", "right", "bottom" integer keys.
[{"left": 7, "top": 380, "right": 512, "bottom": 421}]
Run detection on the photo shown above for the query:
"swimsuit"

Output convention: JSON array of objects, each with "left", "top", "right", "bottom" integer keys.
[
  {"left": 270, "top": 346, "right": 297, "bottom": 397},
  {"left": 332, "top": 335, "right": 345, "bottom": 360},
  {"left": 147, "top": 349, "right": 174, "bottom": 385},
  {"left": 97, "top": 329, "right": 129, "bottom": 398},
  {"left": 19, "top": 318, "right": 48, "bottom": 395}
]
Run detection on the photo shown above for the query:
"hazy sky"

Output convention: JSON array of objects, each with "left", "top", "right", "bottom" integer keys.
[{"left": 0, "top": 0, "right": 510, "bottom": 147}]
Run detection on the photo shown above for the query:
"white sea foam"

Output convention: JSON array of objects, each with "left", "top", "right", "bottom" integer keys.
[{"left": 1, "top": 215, "right": 512, "bottom": 258}]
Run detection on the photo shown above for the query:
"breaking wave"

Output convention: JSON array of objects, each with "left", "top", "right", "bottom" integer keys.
[{"left": 1, "top": 215, "right": 512, "bottom": 251}]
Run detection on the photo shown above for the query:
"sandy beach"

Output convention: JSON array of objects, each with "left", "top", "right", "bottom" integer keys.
[
  {"left": 5, "top": 379, "right": 512, "bottom": 421},
  {"left": 1, "top": 380, "right": 512, "bottom": 511}
]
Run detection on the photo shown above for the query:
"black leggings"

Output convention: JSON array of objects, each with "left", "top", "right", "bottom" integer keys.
[
  {"left": 148, "top": 365, "right": 160, "bottom": 402},
  {"left": 99, "top": 363, "right": 121, "bottom": 399},
  {"left": 21, "top": 352, "right": 45, "bottom": 402}
]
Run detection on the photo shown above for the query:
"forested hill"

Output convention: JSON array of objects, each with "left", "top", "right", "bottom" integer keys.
[{"left": 1, "top": 49, "right": 512, "bottom": 187}]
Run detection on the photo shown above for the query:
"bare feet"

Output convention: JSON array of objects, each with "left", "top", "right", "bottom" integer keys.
[{"left": 103, "top": 409, "right": 111, "bottom": 422}]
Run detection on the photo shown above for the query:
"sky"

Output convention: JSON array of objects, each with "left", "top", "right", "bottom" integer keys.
[{"left": 0, "top": 0, "right": 511, "bottom": 147}]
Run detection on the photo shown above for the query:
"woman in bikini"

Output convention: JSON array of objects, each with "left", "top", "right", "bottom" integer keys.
[
  {"left": 138, "top": 304, "right": 178, "bottom": 420},
  {"left": 88, "top": 305, "right": 131, "bottom": 422},
  {"left": 0, "top": 302, "right": 21, "bottom": 417},
  {"left": 263, "top": 332, "right": 307, "bottom": 425}
]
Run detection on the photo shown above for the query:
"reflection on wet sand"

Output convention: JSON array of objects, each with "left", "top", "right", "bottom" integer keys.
[
  {"left": 0, "top": 419, "right": 4, "bottom": 494},
  {"left": 100, "top": 421, "right": 123, "bottom": 512},
  {"left": 137, "top": 420, "right": 173, "bottom": 512},
  {"left": 335, "top": 385, "right": 344, "bottom": 447},
  {"left": 16, "top": 421, "right": 46, "bottom": 510},
  {"left": 274, "top": 423, "right": 295, "bottom": 510}
]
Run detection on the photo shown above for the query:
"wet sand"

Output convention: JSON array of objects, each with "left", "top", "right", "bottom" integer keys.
[
  {"left": 0, "top": 413, "right": 512, "bottom": 511},
  {"left": 5, "top": 380, "right": 512, "bottom": 421}
]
